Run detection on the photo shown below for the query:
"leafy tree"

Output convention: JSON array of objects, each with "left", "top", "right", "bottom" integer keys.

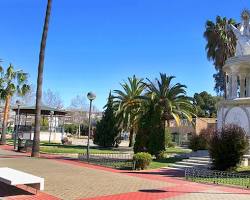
[
  {"left": 204, "top": 16, "right": 236, "bottom": 96},
  {"left": 193, "top": 91, "right": 221, "bottom": 118},
  {"left": 113, "top": 75, "right": 146, "bottom": 147},
  {"left": 0, "top": 64, "right": 30, "bottom": 145},
  {"left": 93, "top": 93, "right": 120, "bottom": 147},
  {"left": 209, "top": 125, "right": 249, "bottom": 170},
  {"left": 32, "top": 0, "right": 52, "bottom": 157},
  {"left": 147, "top": 73, "right": 195, "bottom": 145}
]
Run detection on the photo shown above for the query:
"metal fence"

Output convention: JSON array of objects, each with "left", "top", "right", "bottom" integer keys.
[
  {"left": 185, "top": 168, "right": 250, "bottom": 188},
  {"left": 78, "top": 153, "right": 135, "bottom": 169}
]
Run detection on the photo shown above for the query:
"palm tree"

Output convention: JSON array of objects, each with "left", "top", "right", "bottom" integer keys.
[
  {"left": 0, "top": 64, "right": 30, "bottom": 145},
  {"left": 113, "top": 75, "right": 146, "bottom": 147},
  {"left": 146, "top": 73, "right": 195, "bottom": 134},
  {"left": 32, "top": 0, "right": 52, "bottom": 157},
  {"left": 204, "top": 16, "right": 236, "bottom": 96}
]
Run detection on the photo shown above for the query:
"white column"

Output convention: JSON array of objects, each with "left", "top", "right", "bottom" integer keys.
[
  {"left": 228, "top": 74, "right": 232, "bottom": 99},
  {"left": 231, "top": 74, "right": 238, "bottom": 99},
  {"left": 240, "top": 74, "right": 246, "bottom": 98},
  {"left": 246, "top": 74, "right": 250, "bottom": 97}
]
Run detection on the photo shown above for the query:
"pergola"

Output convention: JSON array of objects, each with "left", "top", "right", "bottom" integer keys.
[
  {"left": 12, "top": 105, "right": 67, "bottom": 116},
  {"left": 12, "top": 105, "right": 67, "bottom": 139}
]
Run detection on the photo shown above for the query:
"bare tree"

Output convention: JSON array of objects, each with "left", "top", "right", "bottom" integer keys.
[
  {"left": 68, "top": 95, "right": 88, "bottom": 137},
  {"left": 69, "top": 95, "right": 87, "bottom": 110},
  {"left": 43, "top": 89, "right": 64, "bottom": 109}
]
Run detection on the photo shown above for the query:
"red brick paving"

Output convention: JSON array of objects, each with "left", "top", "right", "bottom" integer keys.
[{"left": 0, "top": 145, "right": 249, "bottom": 200}]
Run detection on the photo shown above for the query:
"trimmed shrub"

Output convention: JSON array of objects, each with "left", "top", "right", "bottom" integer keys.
[
  {"left": 133, "top": 152, "right": 152, "bottom": 170},
  {"left": 209, "top": 125, "right": 249, "bottom": 171}
]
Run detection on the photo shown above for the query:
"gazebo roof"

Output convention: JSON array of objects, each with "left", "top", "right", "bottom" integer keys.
[{"left": 12, "top": 105, "right": 67, "bottom": 116}]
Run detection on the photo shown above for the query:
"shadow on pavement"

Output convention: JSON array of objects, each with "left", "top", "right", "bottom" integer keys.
[{"left": 0, "top": 182, "right": 33, "bottom": 197}]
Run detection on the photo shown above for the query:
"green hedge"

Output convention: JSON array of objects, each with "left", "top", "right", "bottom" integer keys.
[{"left": 133, "top": 152, "right": 152, "bottom": 170}]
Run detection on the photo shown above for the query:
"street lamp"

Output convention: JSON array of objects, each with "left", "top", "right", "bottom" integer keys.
[
  {"left": 87, "top": 92, "right": 96, "bottom": 162},
  {"left": 49, "top": 110, "right": 54, "bottom": 143},
  {"left": 14, "top": 100, "right": 21, "bottom": 150}
]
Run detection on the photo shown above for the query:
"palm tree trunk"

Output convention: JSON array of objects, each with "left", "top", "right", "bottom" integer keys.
[
  {"left": 32, "top": 0, "right": 52, "bottom": 157},
  {"left": 0, "top": 95, "right": 11, "bottom": 145},
  {"left": 128, "top": 127, "right": 134, "bottom": 147}
]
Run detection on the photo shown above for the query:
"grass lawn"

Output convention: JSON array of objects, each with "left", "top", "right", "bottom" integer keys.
[
  {"left": 40, "top": 144, "right": 118, "bottom": 154},
  {"left": 40, "top": 142, "right": 123, "bottom": 154},
  {"left": 235, "top": 166, "right": 250, "bottom": 174},
  {"left": 188, "top": 176, "right": 250, "bottom": 188},
  {"left": 149, "top": 157, "right": 183, "bottom": 169},
  {"left": 165, "top": 147, "right": 191, "bottom": 154}
]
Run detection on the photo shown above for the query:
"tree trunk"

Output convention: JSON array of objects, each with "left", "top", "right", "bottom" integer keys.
[
  {"left": 32, "top": 0, "right": 52, "bottom": 157},
  {"left": 128, "top": 128, "right": 134, "bottom": 147},
  {"left": 78, "top": 124, "right": 81, "bottom": 138},
  {"left": 163, "top": 119, "right": 168, "bottom": 150},
  {"left": 0, "top": 95, "right": 11, "bottom": 145}
]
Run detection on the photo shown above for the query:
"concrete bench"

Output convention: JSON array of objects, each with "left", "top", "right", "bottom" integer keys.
[{"left": 0, "top": 167, "right": 44, "bottom": 191}]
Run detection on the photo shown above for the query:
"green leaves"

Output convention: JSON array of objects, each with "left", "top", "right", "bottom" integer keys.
[
  {"left": 204, "top": 16, "right": 237, "bottom": 94},
  {"left": 0, "top": 63, "right": 30, "bottom": 100}
]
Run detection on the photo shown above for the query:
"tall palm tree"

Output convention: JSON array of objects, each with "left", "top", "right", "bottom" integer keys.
[
  {"left": 32, "top": 0, "right": 52, "bottom": 157},
  {"left": 147, "top": 73, "right": 195, "bottom": 133},
  {"left": 204, "top": 16, "right": 236, "bottom": 96},
  {"left": 0, "top": 64, "right": 30, "bottom": 145},
  {"left": 113, "top": 75, "right": 146, "bottom": 147}
]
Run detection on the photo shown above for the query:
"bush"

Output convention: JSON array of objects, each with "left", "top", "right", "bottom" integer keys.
[
  {"left": 209, "top": 125, "right": 249, "bottom": 171},
  {"left": 64, "top": 124, "right": 78, "bottom": 135},
  {"left": 133, "top": 152, "right": 152, "bottom": 170},
  {"left": 61, "top": 137, "right": 72, "bottom": 145},
  {"left": 168, "top": 142, "right": 177, "bottom": 148},
  {"left": 188, "top": 134, "right": 208, "bottom": 151},
  {"left": 188, "top": 128, "right": 214, "bottom": 151},
  {"left": 156, "top": 150, "right": 165, "bottom": 160}
]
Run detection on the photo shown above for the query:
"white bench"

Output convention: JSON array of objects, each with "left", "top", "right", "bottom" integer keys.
[{"left": 0, "top": 167, "right": 44, "bottom": 191}]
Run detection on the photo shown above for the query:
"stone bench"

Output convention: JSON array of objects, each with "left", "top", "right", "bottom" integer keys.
[{"left": 0, "top": 167, "right": 44, "bottom": 191}]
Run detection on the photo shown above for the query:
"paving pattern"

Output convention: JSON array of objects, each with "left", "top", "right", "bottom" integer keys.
[{"left": 0, "top": 145, "right": 249, "bottom": 200}]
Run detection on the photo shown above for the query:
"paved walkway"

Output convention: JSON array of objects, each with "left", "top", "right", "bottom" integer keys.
[{"left": 0, "top": 145, "right": 249, "bottom": 200}]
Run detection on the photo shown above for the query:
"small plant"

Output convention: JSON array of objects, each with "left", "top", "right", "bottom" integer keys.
[
  {"left": 156, "top": 150, "right": 165, "bottom": 160},
  {"left": 61, "top": 137, "right": 72, "bottom": 145},
  {"left": 209, "top": 125, "right": 249, "bottom": 171},
  {"left": 168, "top": 142, "right": 176, "bottom": 148},
  {"left": 133, "top": 152, "right": 152, "bottom": 170}
]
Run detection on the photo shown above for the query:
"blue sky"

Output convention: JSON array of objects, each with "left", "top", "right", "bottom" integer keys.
[{"left": 0, "top": 0, "right": 248, "bottom": 110}]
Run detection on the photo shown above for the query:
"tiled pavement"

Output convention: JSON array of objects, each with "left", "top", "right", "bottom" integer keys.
[{"left": 0, "top": 145, "right": 249, "bottom": 200}]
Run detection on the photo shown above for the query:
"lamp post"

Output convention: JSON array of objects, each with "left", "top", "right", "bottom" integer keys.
[
  {"left": 14, "top": 100, "right": 21, "bottom": 150},
  {"left": 87, "top": 92, "right": 96, "bottom": 162},
  {"left": 49, "top": 110, "right": 54, "bottom": 143}
]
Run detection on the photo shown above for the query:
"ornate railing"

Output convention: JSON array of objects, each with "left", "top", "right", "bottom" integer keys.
[
  {"left": 78, "top": 153, "right": 135, "bottom": 169},
  {"left": 185, "top": 168, "right": 250, "bottom": 188}
]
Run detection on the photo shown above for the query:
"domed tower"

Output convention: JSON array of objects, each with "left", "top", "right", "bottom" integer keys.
[{"left": 217, "top": 10, "right": 250, "bottom": 138}]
